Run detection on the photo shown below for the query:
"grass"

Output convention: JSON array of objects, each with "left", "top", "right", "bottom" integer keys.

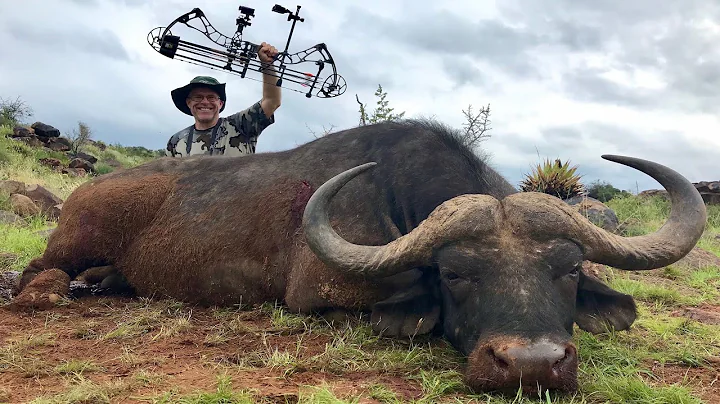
[{"left": 1, "top": 130, "right": 720, "bottom": 403}]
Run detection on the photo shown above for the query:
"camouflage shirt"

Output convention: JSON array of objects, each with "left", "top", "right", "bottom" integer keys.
[{"left": 165, "top": 101, "right": 274, "bottom": 157}]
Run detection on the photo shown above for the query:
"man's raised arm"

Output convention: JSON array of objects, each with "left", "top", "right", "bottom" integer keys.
[{"left": 258, "top": 42, "right": 282, "bottom": 118}]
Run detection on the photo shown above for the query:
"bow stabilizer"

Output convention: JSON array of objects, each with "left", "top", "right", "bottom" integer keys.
[{"left": 147, "top": 4, "right": 347, "bottom": 99}]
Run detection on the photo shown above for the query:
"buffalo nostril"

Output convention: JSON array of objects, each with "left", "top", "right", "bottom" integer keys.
[
  {"left": 487, "top": 347, "right": 509, "bottom": 369},
  {"left": 555, "top": 345, "right": 577, "bottom": 370}
]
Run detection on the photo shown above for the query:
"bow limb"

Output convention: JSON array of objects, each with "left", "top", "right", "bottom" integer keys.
[{"left": 274, "top": 43, "right": 346, "bottom": 98}]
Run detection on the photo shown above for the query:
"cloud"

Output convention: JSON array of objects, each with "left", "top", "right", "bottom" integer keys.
[
  {"left": 4, "top": 21, "right": 130, "bottom": 61},
  {"left": 494, "top": 0, "right": 720, "bottom": 114}
]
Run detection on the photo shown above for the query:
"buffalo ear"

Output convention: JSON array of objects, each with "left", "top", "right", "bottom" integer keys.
[
  {"left": 370, "top": 277, "right": 441, "bottom": 338},
  {"left": 575, "top": 270, "right": 637, "bottom": 334}
]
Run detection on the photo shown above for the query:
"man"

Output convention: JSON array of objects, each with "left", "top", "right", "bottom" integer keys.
[{"left": 166, "top": 42, "right": 282, "bottom": 157}]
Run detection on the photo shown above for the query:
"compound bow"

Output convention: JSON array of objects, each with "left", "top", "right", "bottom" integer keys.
[{"left": 147, "top": 4, "right": 346, "bottom": 99}]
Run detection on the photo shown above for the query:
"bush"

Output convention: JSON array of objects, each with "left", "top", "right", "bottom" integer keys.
[
  {"left": 586, "top": 180, "right": 632, "bottom": 202},
  {"left": 519, "top": 158, "right": 584, "bottom": 199}
]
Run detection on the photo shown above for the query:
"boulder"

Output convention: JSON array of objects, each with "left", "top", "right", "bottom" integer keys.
[
  {"left": 23, "top": 184, "right": 63, "bottom": 210},
  {"left": 643, "top": 181, "right": 720, "bottom": 205},
  {"left": 0, "top": 180, "right": 25, "bottom": 195},
  {"left": 38, "top": 157, "right": 63, "bottom": 171},
  {"left": 30, "top": 122, "right": 60, "bottom": 138},
  {"left": 62, "top": 167, "right": 87, "bottom": 177},
  {"left": 0, "top": 211, "right": 25, "bottom": 225},
  {"left": 563, "top": 195, "right": 619, "bottom": 233},
  {"left": 44, "top": 137, "right": 71, "bottom": 152},
  {"left": 9, "top": 194, "right": 40, "bottom": 217},
  {"left": 69, "top": 158, "right": 94, "bottom": 172},
  {"left": 74, "top": 151, "right": 98, "bottom": 164},
  {"left": 701, "top": 193, "right": 720, "bottom": 205},
  {"left": 695, "top": 181, "right": 720, "bottom": 193},
  {"left": 12, "top": 126, "right": 31, "bottom": 138},
  {"left": 14, "top": 135, "right": 44, "bottom": 148}
]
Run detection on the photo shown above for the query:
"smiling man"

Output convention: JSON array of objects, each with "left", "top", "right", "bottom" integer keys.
[{"left": 165, "top": 42, "right": 282, "bottom": 157}]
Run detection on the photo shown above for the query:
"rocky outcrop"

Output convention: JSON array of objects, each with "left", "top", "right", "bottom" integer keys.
[
  {"left": 0, "top": 179, "right": 64, "bottom": 221},
  {"left": 640, "top": 181, "right": 720, "bottom": 205},
  {"left": 7, "top": 121, "right": 101, "bottom": 174},
  {"left": 694, "top": 181, "right": 720, "bottom": 205}
]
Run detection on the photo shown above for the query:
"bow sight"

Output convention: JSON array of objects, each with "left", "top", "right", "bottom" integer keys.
[
  {"left": 147, "top": 4, "right": 346, "bottom": 99},
  {"left": 236, "top": 6, "right": 255, "bottom": 35}
]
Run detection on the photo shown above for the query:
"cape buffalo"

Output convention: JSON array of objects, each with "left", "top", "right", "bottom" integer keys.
[{"left": 11, "top": 119, "right": 706, "bottom": 394}]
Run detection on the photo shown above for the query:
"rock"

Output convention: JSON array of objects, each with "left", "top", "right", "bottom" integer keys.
[
  {"left": 12, "top": 126, "right": 30, "bottom": 138},
  {"left": 62, "top": 167, "right": 87, "bottom": 177},
  {"left": 30, "top": 122, "right": 60, "bottom": 138},
  {"left": 38, "top": 157, "right": 63, "bottom": 171},
  {"left": 9, "top": 194, "right": 41, "bottom": 217},
  {"left": 69, "top": 158, "right": 94, "bottom": 172},
  {"left": 0, "top": 211, "right": 25, "bottom": 225},
  {"left": 90, "top": 140, "right": 107, "bottom": 151},
  {"left": 23, "top": 184, "right": 63, "bottom": 215},
  {"left": 564, "top": 195, "right": 619, "bottom": 233},
  {"left": 44, "top": 137, "right": 71, "bottom": 152},
  {"left": 694, "top": 181, "right": 720, "bottom": 193},
  {"left": 14, "top": 135, "right": 44, "bottom": 148},
  {"left": 675, "top": 247, "right": 720, "bottom": 269},
  {"left": 700, "top": 193, "right": 720, "bottom": 205},
  {"left": 0, "top": 180, "right": 25, "bottom": 195},
  {"left": 74, "top": 151, "right": 98, "bottom": 164}
]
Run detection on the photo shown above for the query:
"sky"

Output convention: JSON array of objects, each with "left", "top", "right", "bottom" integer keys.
[{"left": 1, "top": 0, "right": 719, "bottom": 193}]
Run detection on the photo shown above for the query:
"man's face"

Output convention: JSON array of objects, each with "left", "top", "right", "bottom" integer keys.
[{"left": 186, "top": 88, "right": 223, "bottom": 124}]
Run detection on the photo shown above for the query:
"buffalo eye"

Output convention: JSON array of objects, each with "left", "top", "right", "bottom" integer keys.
[{"left": 444, "top": 271, "right": 460, "bottom": 281}]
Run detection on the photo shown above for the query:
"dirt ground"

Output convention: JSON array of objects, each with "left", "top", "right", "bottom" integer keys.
[
  {"left": 0, "top": 294, "right": 434, "bottom": 403},
  {"left": 1, "top": 277, "right": 720, "bottom": 403}
]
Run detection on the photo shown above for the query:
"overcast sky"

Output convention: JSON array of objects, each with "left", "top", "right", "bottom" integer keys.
[{"left": 1, "top": 0, "right": 719, "bottom": 193}]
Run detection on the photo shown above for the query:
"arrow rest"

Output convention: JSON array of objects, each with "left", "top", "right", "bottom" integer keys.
[{"left": 147, "top": 4, "right": 347, "bottom": 99}]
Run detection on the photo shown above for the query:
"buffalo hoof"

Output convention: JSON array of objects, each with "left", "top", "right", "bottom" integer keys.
[{"left": 7, "top": 268, "right": 70, "bottom": 312}]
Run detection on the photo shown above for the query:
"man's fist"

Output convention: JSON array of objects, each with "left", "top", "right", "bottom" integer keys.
[{"left": 259, "top": 42, "right": 279, "bottom": 64}]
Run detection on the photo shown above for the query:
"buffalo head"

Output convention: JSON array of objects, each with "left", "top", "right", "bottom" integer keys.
[{"left": 302, "top": 155, "right": 706, "bottom": 394}]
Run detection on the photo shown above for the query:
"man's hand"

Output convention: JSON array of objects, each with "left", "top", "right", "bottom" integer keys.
[{"left": 258, "top": 42, "right": 279, "bottom": 64}]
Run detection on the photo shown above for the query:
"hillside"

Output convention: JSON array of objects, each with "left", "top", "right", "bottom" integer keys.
[{"left": 1, "top": 120, "right": 720, "bottom": 403}]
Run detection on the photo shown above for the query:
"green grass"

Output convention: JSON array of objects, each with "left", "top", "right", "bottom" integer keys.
[
  {"left": 0, "top": 213, "right": 51, "bottom": 271},
  {"left": 1, "top": 123, "right": 160, "bottom": 201}
]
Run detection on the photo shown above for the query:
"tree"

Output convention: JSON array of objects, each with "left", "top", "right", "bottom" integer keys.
[
  {"left": 459, "top": 103, "right": 491, "bottom": 149},
  {"left": 0, "top": 96, "right": 33, "bottom": 127},
  {"left": 305, "top": 123, "right": 337, "bottom": 139},
  {"left": 68, "top": 121, "right": 93, "bottom": 155},
  {"left": 356, "top": 84, "right": 406, "bottom": 126}
]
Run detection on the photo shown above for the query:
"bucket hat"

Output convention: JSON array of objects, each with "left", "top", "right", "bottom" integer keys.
[{"left": 171, "top": 76, "right": 226, "bottom": 116}]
